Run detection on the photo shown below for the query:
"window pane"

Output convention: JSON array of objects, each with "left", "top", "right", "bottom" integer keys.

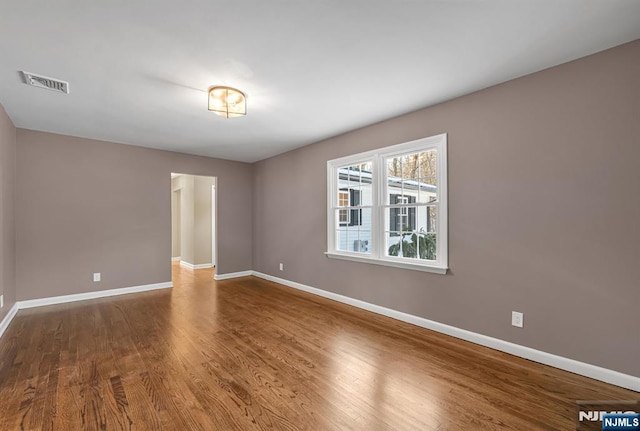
[
  {"left": 384, "top": 206, "right": 438, "bottom": 260},
  {"left": 416, "top": 206, "right": 437, "bottom": 233},
  {"left": 387, "top": 158, "right": 402, "bottom": 204},
  {"left": 417, "top": 233, "right": 437, "bottom": 261},
  {"left": 337, "top": 227, "right": 372, "bottom": 254},
  {"left": 346, "top": 228, "right": 356, "bottom": 252},
  {"left": 410, "top": 207, "right": 438, "bottom": 260},
  {"left": 338, "top": 227, "right": 356, "bottom": 252},
  {"left": 337, "top": 168, "right": 345, "bottom": 189},
  {"left": 385, "top": 231, "right": 436, "bottom": 260},
  {"left": 387, "top": 190, "right": 402, "bottom": 206},
  {"left": 388, "top": 206, "right": 400, "bottom": 232},
  {"left": 387, "top": 151, "right": 438, "bottom": 204},
  {"left": 342, "top": 162, "right": 373, "bottom": 187},
  {"left": 338, "top": 163, "right": 373, "bottom": 212},
  {"left": 356, "top": 230, "right": 371, "bottom": 253},
  {"left": 333, "top": 204, "right": 368, "bottom": 228},
  {"left": 338, "top": 209, "right": 348, "bottom": 223},
  {"left": 386, "top": 231, "right": 420, "bottom": 258},
  {"left": 358, "top": 163, "right": 373, "bottom": 205},
  {"left": 407, "top": 206, "right": 417, "bottom": 231},
  {"left": 418, "top": 150, "right": 437, "bottom": 187},
  {"left": 399, "top": 232, "right": 418, "bottom": 259},
  {"left": 399, "top": 154, "right": 420, "bottom": 181},
  {"left": 387, "top": 157, "right": 402, "bottom": 178},
  {"left": 336, "top": 229, "right": 348, "bottom": 251},
  {"left": 417, "top": 183, "right": 437, "bottom": 204},
  {"left": 385, "top": 152, "right": 440, "bottom": 261},
  {"left": 359, "top": 207, "right": 371, "bottom": 230},
  {"left": 359, "top": 162, "right": 373, "bottom": 176},
  {"left": 360, "top": 182, "right": 372, "bottom": 206},
  {"left": 336, "top": 208, "right": 349, "bottom": 226},
  {"left": 338, "top": 191, "right": 349, "bottom": 207},
  {"left": 347, "top": 165, "right": 361, "bottom": 189},
  {"left": 387, "top": 206, "right": 415, "bottom": 233},
  {"left": 386, "top": 232, "right": 402, "bottom": 256}
]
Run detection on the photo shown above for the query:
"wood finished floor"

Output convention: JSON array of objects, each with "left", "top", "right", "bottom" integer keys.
[{"left": 0, "top": 263, "right": 637, "bottom": 430}]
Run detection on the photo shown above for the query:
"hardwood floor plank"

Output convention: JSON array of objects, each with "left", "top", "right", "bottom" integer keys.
[{"left": 0, "top": 263, "right": 637, "bottom": 430}]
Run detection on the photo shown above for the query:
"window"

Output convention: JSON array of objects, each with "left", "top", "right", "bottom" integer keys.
[{"left": 326, "top": 134, "right": 447, "bottom": 274}]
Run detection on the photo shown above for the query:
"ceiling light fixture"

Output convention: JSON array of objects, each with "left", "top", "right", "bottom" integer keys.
[{"left": 208, "top": 86, "right": 246, "bottom": 118}]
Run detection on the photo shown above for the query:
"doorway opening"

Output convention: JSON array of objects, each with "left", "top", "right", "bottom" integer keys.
[{"left": 171, "top": 173, "right": 217, "bottom": 278}]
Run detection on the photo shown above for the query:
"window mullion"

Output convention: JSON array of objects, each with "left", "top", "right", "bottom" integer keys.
[
  {"left": 327, "top": 165, "right": 335, "bottom": 253},
  {"left": 372, "top": 154, "right": 381, "bottom": 260}
]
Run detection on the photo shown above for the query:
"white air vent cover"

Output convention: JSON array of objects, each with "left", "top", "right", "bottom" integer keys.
[{"left": 21, "top": 71, "right": 69, "bottom": 94}]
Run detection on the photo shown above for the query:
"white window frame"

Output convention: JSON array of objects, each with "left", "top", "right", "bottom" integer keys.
[{"left": 326, "top": 133, "right": 448, "bottom": 274}]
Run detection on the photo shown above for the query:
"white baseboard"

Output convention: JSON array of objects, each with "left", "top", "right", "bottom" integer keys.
[
  {"left": 2, "top": 268, "right": 637, "bottom": 392},
  {"left": 214, "top": 270, "right": 253, "bottom": 281},
  {"left": 0, "top": 282, "right": 172, "bottom": 341},
  {"left": 18, "top": 281, "right": 173, "bottom": 309},
  {"left": 0, "top": 303, "right": 19, "bottom": 339},
  {"left": 252, "top": 271, "right": 640, "bottom": 393},
  {"left": 180, "top": 261, "right": 212, "bottom": 270},
  {"left": 171, "top": 256, "right": 181, "bottom": 261}
]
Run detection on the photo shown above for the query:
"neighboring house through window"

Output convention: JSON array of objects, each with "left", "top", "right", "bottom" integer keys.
[
  {"left": 338, "top": 190, "right": 349, "bottom": 225},
  {"left": 348, "top": 189, "right": 361, "bottom": 227},
  {"left": 326, "top": 133, "right": 448, "bottom": 274}
]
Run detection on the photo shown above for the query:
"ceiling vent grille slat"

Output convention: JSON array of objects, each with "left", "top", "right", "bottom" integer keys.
[{"left": 21, "top": 71, "right": 69, "bottom": 94}]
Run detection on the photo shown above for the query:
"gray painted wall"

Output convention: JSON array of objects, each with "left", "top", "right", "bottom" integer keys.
[
  {"left": 0, "top": 105, "right": 16, "bottom": 321},
  {"left": 15, "top": 130, "right": 253, "bottom": 300},
  {"left": 252, "top": 41, "right": 640, "bottom": 377}
]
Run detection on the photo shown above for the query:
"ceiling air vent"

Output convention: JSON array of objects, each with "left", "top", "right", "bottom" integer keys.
[{"left": 21, "top": 71, "right": 69, "bottom": 94}]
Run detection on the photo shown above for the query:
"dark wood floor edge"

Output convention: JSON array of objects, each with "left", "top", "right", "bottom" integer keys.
[{"left": 248, "top": 271, "right": 640, "bottom": 393}]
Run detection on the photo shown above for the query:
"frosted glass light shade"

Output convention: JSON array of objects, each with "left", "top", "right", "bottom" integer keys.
[{"left": 208, "top": 86, "right": 246, "bottom": 118}]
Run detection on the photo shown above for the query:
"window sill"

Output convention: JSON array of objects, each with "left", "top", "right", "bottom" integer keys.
[{"left": 324, "top": 252, "right": 448, "bottom": 274}]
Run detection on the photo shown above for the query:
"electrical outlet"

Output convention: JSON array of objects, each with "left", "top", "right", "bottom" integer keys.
[
  {"left": 93, "top": 272, "right": 101, "bottom": 282},
  {"left": 512, "top": 311, "right": 524, "bottom": 328},
  {"left": 0, "top": 294, "right": 3, "bottom": 309},
  {"left": 279, "top": 263, "right": 284, "bottom": 271}
]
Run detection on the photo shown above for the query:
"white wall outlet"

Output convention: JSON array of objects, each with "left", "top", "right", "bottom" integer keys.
[
  {"left": 0, "top": 294, "right": 3, "bottom": 308},
  {"left": 279, "top": 263, "right": 284, "bottom": 271},
  {"left": 512, "top": 311, "right": 524, "bottom": 328},
  {"left": 93, "top": 272, "right": 101, "bottom": 282}
]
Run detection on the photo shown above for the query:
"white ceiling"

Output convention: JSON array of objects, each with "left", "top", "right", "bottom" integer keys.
[{"left": 1, "top": 1, "right": 638, "bottom": 163}]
